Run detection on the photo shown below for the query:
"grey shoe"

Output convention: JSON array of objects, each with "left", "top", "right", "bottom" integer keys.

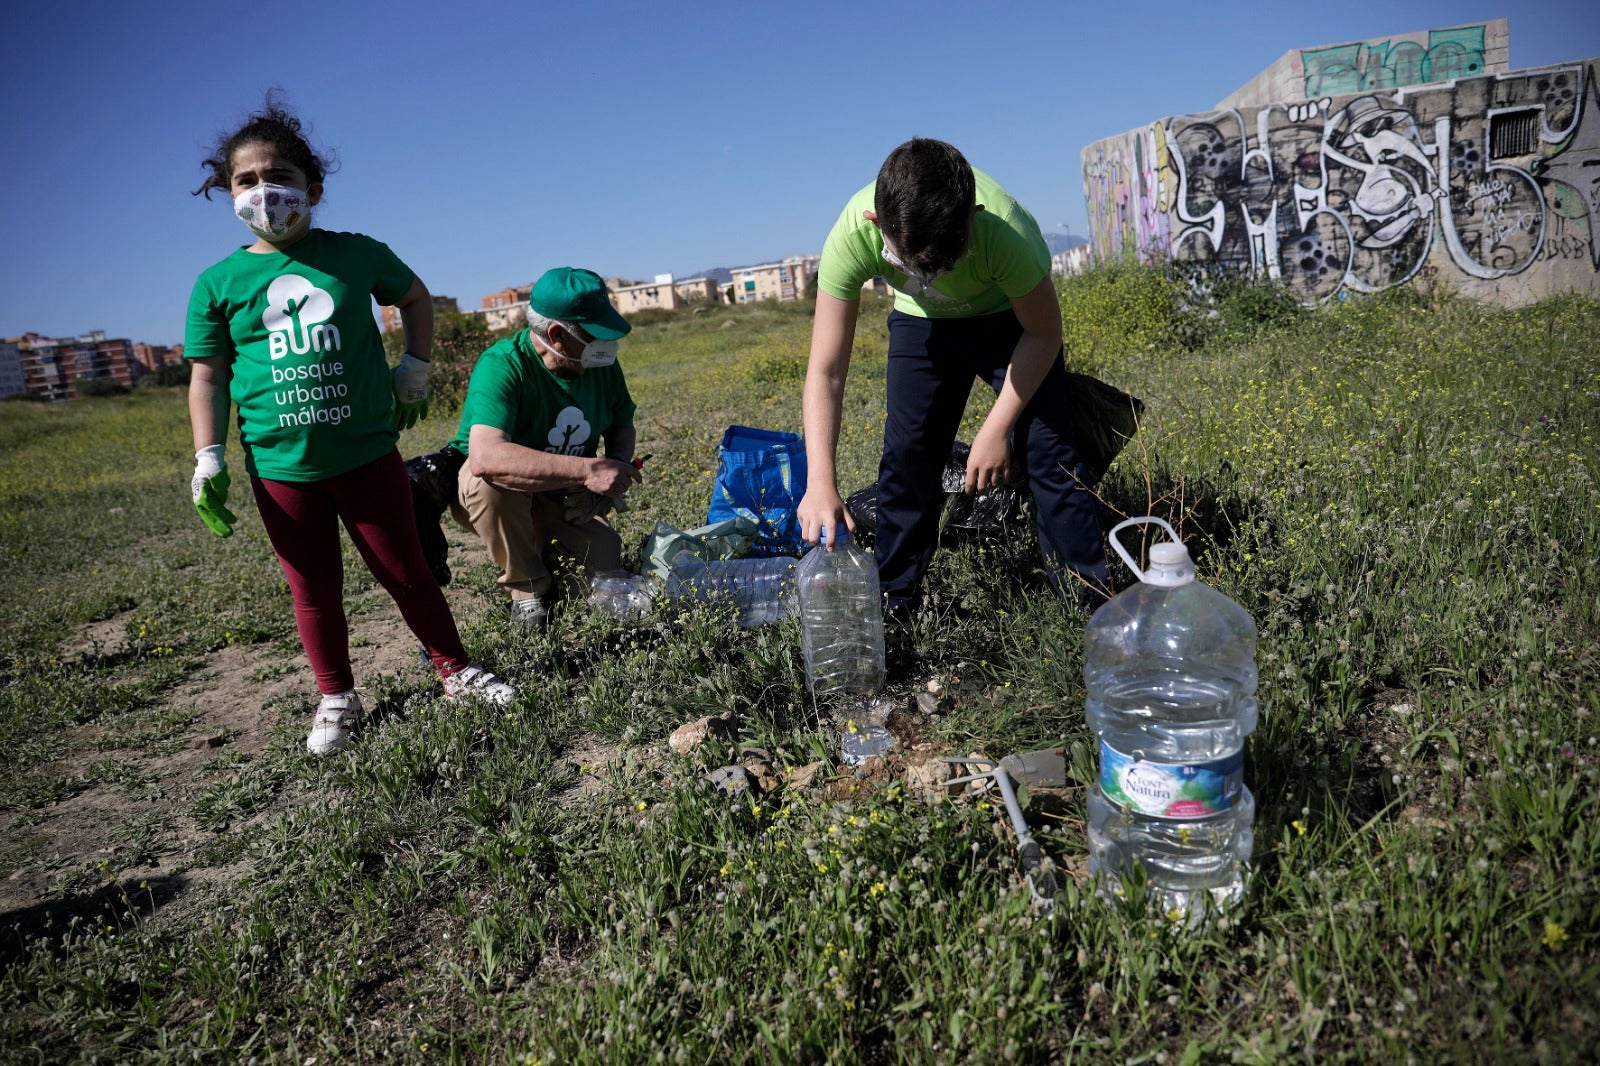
[
  {"left": 511, "top": 595, "right": 548, "bottom": 627},
  {"left": 307, "top": 691, "right": 363, "bottom": 755}
]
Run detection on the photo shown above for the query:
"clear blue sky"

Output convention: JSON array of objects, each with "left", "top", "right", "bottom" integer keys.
[{"left": 2, "top": 0, "right": 1595, "bottom": 346}]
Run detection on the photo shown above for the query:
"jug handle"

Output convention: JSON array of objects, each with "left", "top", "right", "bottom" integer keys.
[{"left": 1108, "top": 516, "right": 1181, "bottom": 582}]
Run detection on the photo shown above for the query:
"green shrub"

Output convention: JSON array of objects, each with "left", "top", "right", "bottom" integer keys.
[
  {"left": 1211, "top": 272, "right": 1304, "bottom": 337},
  {"left": 1057, "top": 255, "right": 1185, "bottom": 369},
  {"left": 1060, "top": 258, "right": 1315, "bottom": 362},
  {"left": 384, "top": 310, "right": 516, "bottom": 411},
  {"left": 140, "top": 362, "right": 191, "bottom": 388},
  {"left": 73, "top": 376, "right": 129, "bottom": 398},
  {"left": 626, "top": 306, "right": 681, "bottom": 328}
]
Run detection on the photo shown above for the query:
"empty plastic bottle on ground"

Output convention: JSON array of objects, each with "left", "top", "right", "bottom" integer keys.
[
  {"left": 797, "top": 534, "right": 885, "bottom": 697},
  {"left": 589, "top": 570, "right": 655, "bottom": 619},
  {"left": 665, "top": 552, "right": 796, "bottom": 626},
  {"left": 1084, "top": 517, "right": 1257, "bottom": 920}
]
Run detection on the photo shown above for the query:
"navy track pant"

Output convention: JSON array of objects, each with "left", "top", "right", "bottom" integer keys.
[{"left": 875, "top": 308, "right": 1109, "bottom": 605}]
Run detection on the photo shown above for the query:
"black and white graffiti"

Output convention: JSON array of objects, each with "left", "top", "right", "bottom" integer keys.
[{"left": 1084, "top": 62, "right": 1600, "bottom": 298}]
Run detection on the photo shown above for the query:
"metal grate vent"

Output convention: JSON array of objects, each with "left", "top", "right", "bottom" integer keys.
[{"left": 1489, "top": 110, "right": 1539, "bottom": 158}]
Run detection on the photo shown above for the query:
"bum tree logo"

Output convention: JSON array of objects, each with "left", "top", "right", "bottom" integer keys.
[
  {"left": 547, "top": 406, "right": 592, "bottom": 454},
  {"left": 263, "top": 274, "right": 339, "bottom": 360}
]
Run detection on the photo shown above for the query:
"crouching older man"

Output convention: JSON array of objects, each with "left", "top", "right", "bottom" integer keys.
[{"left": 448, "top": 267, "right": 641, "bottom": 626}]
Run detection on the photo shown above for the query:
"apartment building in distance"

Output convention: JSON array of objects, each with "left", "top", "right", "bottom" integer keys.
[
  {"left": 610, "top": 274, "right": 723, "bottom": 315},
  {"left": 379, "top": 294, "right": 462, "bottom": 335},
  {"left": 472, "top": 285, "right": 530, "bottom": 330},
  {"left": 0, "top": 339, "right": 25, "bottom": 398},
  {"left": 731, "top": 255, "right": 819, "bottom": 305},
  {"left": 133, "top": 343, "right": 174, "bottom": 373},
  {"left": 12, "top": 331, "right": 141, "bottom": 401}
]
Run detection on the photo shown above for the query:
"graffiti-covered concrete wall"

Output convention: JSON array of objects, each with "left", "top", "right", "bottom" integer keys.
[
  {"left": 1218, "top": 21, "right": 1508, "bottom": 110},
  {"left": 1083, "top": 51, "right": 1600, "bottom": 305}
]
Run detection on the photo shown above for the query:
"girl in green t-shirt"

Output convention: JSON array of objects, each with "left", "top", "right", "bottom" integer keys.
[{"left": 184, "top": 95, "right": 515, "bottom": 755}]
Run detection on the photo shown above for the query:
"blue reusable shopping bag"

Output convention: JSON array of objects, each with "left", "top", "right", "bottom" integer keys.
[{"left": 706, "top": 425, "right": 807, "bottom": 556}]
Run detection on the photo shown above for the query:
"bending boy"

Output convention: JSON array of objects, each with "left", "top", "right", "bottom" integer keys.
[{"left": 796, "top": 138, "right": 1109, "bottom": 612}]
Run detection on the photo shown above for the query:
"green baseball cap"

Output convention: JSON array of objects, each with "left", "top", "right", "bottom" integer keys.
[{"left": 529, "top": 267, "right": 632, "bottom": 341}]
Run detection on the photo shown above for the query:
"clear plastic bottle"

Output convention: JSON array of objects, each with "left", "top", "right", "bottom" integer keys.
[
  {"left": 1084, "top": 517, "right": 1257, "bottom": 920},
  {"left": 665, "top": 552, "right": 797, "bottom": 626},
  {"left": 797, "top": 535, "right": 886, "bottom": 697},
  {"left": 589, "top": 570, "right": 655, "bottom": 620}
]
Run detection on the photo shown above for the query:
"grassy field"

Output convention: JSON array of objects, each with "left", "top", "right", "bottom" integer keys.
[{"left": 1, "top": 274, "right": 1597, "bottom": 1063}]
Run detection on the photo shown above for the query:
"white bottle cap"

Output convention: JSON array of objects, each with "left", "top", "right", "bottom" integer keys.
[
  {"left": 1108, "top": 517, "right": 1196, "bottom": 587},
  {"left": 1144, "top": 541, "right": 1195, "bottom": 587}
]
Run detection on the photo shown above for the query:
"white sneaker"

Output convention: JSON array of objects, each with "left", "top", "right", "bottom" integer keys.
[
  {"left": 307, "top": 691, "right": 363, "bottom": 755},
  {"left": 442, "top": 666, "right": 516, "bottom": 706},
  {"left": 511, "top": 595, "right": 548, "bottom": 627}
]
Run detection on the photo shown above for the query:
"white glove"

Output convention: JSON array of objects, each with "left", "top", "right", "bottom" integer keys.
[
  {"left": 392, "top": 352, "right": 430, "bottom": 429},
  {"left": 191, "top": 444, "right": 225, "bottom": 503},
  {"left": 190, "top": 444, "right": 236, "bottom": 537}
]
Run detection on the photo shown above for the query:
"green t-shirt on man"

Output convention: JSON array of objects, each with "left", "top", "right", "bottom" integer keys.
[
  {"left": 816, "top": 167, "right": 1050, "bottom": 318},
  {"left": 184, "top": 229, "right": 412, "bottom": 481},
  {"left": 448, "top": 330, "right": 636, "bottom": 461}
]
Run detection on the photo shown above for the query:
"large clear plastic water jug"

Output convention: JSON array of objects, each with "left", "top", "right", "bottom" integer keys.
[
  {"left": 797, "top": 535, "right": 885, "bottom": 697},
  {"left": 1084, "top": 517, "right": 1258, "bottom": 920}
]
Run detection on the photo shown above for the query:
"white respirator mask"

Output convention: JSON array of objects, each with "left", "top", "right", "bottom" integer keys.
[
  {"left": 880, "top": 240, "right": 944, "bottom": 295},
  {"left": 233, "top": 182, "right": 311, "bottom": 240},
  {"left": 559, "top": 324, "right": 618, "bottom": 368}
]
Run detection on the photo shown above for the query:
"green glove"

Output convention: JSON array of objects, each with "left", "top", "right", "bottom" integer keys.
[
  {"left": 192, "top": 445, "right": 238, "bottom": 538},
  {"left": 392, "top": 352, "right": 431, "bottom": 430}
]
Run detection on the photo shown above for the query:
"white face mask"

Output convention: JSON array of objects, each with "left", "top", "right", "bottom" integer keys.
[
  {"left": 233, "top": 182, "right": 311, "bottom": 240},
  {"left": 552, "top": 324, "right": 618, "bottom": 368},
  {"left": 880, "top": 240, "right": 944, "bottom": 295}
]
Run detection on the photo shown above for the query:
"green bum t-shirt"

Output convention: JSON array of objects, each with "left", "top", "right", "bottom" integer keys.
[
  {"left": 184, "top": 229, "right": 412, "bottom": 481},
  {"left": 816, "top": 167, "right": 1050, "bottom": 317},
  {"left": 448, "top": 331, "right": 636, "bottom": 460}
]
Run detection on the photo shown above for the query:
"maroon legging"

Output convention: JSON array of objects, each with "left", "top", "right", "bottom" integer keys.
[{"left": 250, "top": 450, "right": 468, "bottom": 695}]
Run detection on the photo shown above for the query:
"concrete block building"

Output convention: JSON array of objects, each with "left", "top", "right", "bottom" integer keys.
[
  {"left": 0, "top": 340, "right": 25, "bottom": 398},
  {"left": 380, "top": 294, "right": 463, "bottom": 335},
  {"left": 610, "top": 274, "right": 723, "bottom": 315},
  {"left": 133, "top": 343, "right": 173, "bottom": 373},
  {"left": 732, "top": 255, "right": 819, "bottom": 304},
  {"left": 1081, "top": 19, "right": 1600, "bottom": 304},
  {"left": 473, "top": 287, "right": 526, "bottom": 331},
  {"left": 13, "top": 331, "right": 140, "bottom": 401}
]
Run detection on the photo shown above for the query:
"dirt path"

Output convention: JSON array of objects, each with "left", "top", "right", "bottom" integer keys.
[{"left": 0, "top": 529, "right": 495, "bottom": 927}]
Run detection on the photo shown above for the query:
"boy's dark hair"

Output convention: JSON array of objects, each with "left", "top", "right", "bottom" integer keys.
[
  {"left": 873, "top": 138, "right": 976, "bottom": 276},
  {"left": 194, "top": 90, "right": 336, "bottom": 200}
]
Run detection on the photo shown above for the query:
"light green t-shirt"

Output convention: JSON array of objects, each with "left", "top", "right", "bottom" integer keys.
[
  {"left": 448, "top": 331, "right": 636, "bottom": 459},
  {"left": 816, "top": 167, "right": 1050, "bottom": 317},
  {"left": 185, "top": 229, "right": 412, "bottom": 481}
]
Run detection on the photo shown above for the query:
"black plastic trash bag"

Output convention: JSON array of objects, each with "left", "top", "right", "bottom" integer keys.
[
  {"left": 1065, "top": 372, "right": 1144, "bottom": 484},
  {"left": 940, "top": 441, "right": 1025, "bottom": 541},
  {"left": 844, "top": 485, "right": 880, "bottom": 546},
  {"left": 844, "top": 441, "right": 1024, "bottom": 546},
  {"left": 405, "top": 446, "right": 466, "bottom": 587},
  {"left": 841, "top": 368, "right": 1143, "bottom": 544}
]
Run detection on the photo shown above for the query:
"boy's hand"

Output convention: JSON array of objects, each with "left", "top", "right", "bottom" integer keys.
[{"left": 965, "top": 424, "right": 1012, "bottom": 494}]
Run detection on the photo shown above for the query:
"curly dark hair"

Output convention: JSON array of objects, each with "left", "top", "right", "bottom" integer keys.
[
  {"left": 193, "top": 90, "right": 337, "bottom": 200},
  {"left": 873, "top": 138, "right": 976, "bottom": 277}
]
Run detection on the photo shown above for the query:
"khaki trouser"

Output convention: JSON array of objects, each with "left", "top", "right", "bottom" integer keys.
[{"left": 452, "top": 467, "right": 622, "bottom": 601}]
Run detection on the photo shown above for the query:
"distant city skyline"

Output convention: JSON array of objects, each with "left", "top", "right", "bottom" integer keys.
[{"left": 2, "top": 0, "right": 1595, "bottom": 346}]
